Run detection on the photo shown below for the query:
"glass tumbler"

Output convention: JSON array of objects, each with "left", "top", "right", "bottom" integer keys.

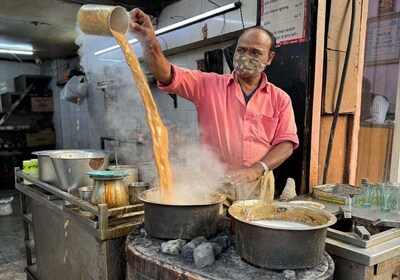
[
  {"left": 380, "top": 184, "right": 392, "bottom": 212},
  {"left": 362, "top": 184, "right": 373, "bottom": 207}
]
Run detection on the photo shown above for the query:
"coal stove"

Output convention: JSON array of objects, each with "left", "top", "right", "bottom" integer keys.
[{"left": 125, "top": 218, "right": 335, "bottom": 280}]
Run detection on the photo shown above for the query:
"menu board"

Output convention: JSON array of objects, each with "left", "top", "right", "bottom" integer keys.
[
  {"left": 260, "top": 0, "right": 307, "bottom": 46},
  {"left": 365, "top": 13, "right": 400, "bottom": 65}
]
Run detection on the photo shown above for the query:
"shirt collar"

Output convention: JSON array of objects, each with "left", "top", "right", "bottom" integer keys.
[{"left": 227, "top": 71, "right": 270, "bottom": 94}]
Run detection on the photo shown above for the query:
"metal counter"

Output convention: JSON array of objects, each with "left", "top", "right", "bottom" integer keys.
[
  {"left": 294, "top": 194, "right": 400, "bottom": 280},
  {"left": 15, "top": 170, "right": 144, "bottom": 280}
]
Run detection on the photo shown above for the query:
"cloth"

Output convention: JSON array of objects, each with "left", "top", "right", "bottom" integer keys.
[
  {"left": 221, "top": 171, "right": 275, "bottom": 207},
  {"left": 158, "top": 65, "right": 299, "bottom": 170}
]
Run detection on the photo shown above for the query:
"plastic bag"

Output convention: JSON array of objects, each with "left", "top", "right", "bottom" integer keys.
[{"left": 61, "top": 75, "right": 88, "bottom": 104}]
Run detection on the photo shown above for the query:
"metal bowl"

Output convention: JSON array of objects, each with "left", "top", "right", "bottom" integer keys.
[{"left": 50, "top": 150, "right": 109, "bottom": 192}]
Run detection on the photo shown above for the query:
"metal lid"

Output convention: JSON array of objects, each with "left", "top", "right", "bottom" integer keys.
[{"left": 87, "top": 170, "right": 129, "bottom": 178}]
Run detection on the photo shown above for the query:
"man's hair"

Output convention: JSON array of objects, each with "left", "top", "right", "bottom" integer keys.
[{"left": 243, "top": 27, "right": 276, "bottom": 54}]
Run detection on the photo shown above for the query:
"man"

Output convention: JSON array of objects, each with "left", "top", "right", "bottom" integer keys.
[{"left": 130, "top": 8, "right": 299, "bottom": 202}]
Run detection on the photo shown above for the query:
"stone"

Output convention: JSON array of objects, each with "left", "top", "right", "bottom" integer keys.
[
  {"left": 161, "top": 239, "right": 186, "bottom": 255},
  {"left": 181, "top": 242, "right": 196, "bottom": 259},
  {"left": 210, "top": 242, "right": 222, "bottom": 256},
  {"left": 140, "top": 228, "right": 148, "bottom": 237},
  {"left": 193, "top": 243, "right": 215, "bottom": 268},
  {"left": 209, "top": 235, "right": 229, "bottom": 251},
  {"left": 283, "top": 270, "right": 296, "bottom": 279},
  {"left": 191, "top": 236, "right": 207, "bottom": 246}
]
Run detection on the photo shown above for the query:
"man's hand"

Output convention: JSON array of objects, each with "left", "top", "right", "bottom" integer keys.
[
  {"left": 226, "top": 164, "right": 264, "bottom": 185},
  {"left": 130, "top": 8, "right": 157, "bottom": 46},
  {"left": 129, "top": 8, "right": 173, "bottom": 85}
]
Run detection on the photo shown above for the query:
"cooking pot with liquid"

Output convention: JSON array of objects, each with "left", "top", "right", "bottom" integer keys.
[
  {"left": 138, "top": 188, "right": 226, "bottom": 239},
  {"left": 229, "top": 200, "right": 337, "bottom": 269}
]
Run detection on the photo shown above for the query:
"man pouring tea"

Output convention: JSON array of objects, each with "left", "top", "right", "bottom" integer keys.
[{"left": 130, "top": 8, "right": 299, "bottom": 204}]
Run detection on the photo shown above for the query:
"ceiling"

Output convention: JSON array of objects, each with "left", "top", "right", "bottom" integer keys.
[{"left": 0, "top": 0, "right": 179, "bottom": 62}]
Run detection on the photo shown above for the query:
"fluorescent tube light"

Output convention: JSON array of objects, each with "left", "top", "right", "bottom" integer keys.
[
  {"left": 94, "top": 2, "right": 242, "bottom": 56},
  {"left": 0, "top": 49, "right": 33, "bottom": 55}
]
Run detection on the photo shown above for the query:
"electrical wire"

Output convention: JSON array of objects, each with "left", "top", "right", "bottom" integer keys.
[
  {"left": 322, "top": 0, "right": 356, "bottom": 184},
  {"left": 207, "top": 0, "right": 226, "bottom": 34},
  {"left": 239, "top": 2, "right": 245, "bottom": 30}
]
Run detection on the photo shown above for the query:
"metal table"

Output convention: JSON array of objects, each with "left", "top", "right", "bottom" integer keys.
[
  {"left": 15, "top": 169, "right": 144, "bottom": 280},
  {"left": 294, "top": 194, "right": 400, "bottom": 279}
]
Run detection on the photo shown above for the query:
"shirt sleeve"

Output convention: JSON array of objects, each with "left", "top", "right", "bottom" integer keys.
[
  {"left": 271, "top": 93, "right": 299, "bottom": 150},
  {"left": 157, "top": 64, "right": 206, "bottom": 106}
]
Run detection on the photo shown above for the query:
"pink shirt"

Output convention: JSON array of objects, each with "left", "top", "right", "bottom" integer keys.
[{"left": 158, "top": 65, "right": 299, "bottom": 169}]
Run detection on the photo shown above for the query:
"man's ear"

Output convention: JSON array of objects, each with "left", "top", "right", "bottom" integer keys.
[{"left": 266, "top": 51, "right": 275, "bottom": 66}]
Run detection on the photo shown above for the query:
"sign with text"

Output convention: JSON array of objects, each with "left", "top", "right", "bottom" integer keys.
[
  {"left": 260, "top": 0, "right": 307, "bottom": 46},
  {"left": 365, "top": 13, "right": 400, "bottom": 65}
]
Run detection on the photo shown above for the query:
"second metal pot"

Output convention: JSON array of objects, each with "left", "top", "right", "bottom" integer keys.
[
  {"left": 228, "top": 200, "right": 337, "bottom": 269},
  {"left": 138, "top": 188, "right": 226, "bottom": 239}
]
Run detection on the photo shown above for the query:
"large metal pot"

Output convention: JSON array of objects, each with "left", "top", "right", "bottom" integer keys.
[
  {"left": 50, "top": 150, "right": 109, "bottom": 192},
  {"left": 138, "top": 188, "right": 226, "bottom": 239},
  {"left": 32, "top": 150, "right": 77, "bottom": 188},
  {"left": 228, "top": 200, "right": 336, "bottom": 270}
]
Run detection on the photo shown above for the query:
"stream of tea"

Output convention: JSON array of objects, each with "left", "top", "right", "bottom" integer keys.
[{"left": 110, "top": 29, "right": 173, "bottom": 203}]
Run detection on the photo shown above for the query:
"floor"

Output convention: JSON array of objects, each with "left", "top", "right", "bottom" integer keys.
[{"left": 0, "top": 188, "right": 28, "bottom": 280}]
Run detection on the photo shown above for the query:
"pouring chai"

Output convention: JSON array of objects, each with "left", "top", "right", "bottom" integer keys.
[{"left": 78, "top": 5, "right": 173, "bottom": 203}]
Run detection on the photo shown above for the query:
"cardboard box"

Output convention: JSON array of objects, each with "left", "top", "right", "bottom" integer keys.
[
  {"left": 26, "top": 131, "right": 55, "bottom": 147},
  {"left": 31, "top": 97, "right": 53, "bottom": 112}
]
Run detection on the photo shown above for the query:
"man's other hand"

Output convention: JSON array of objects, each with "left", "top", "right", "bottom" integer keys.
[{"left": 226, "top": 164, "right": 264, "bottom": 185}]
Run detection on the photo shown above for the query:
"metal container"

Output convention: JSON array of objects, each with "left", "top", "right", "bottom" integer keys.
[
  {"left": 90, "top": 176, "right": 128, "bottom": 208},
  {"left": 78, "top": 186, "right": 93, "bottom": 202},
  {"left": 138, "top": 162, "right": 157, "bottom": 185},
  {"left": 33, "top": 149, "right": 92, "bottom": 188},
  {"left": 138, "top": 188, "right": 226, "bottom": 239},
  {"left": 228, "top": 200, "right": 337, "bottom": 269},
  {"left": 107, "top": 165, "right": 138, "bottom": 192},
  {"left": 50, "top": 150, "right": 109, "bottom": 192},
  {"left": 128, "top": 182, "right": 149, "bottom": 205},
  {"left": 32, "top": 150, "right": 63, "bottom": 188}
]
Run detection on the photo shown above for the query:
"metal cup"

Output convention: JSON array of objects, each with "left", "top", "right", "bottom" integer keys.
[
  {"left": 129, "top": 182, "right": 149, "bottom": 205},
  {"left": 79, "top": 186, "right": 94, "bottom": 202},
  {"left": 78, "top": 4, "right": 129, "bottom": 36}
]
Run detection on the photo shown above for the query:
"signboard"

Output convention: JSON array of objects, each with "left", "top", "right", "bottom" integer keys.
[
  {"left": 260, "top": 0, "right": 307, "bottom": 46},
  {"left": 365, "top": 13, "right": 400, "bottom": 65}
]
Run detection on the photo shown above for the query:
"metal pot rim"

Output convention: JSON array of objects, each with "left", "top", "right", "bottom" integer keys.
[
  {"left": 34, "top": 149, "right": 110, "bottom": 158},
  {"left": 229, "top": 200, "right": 337, "bottom": 231},
  {"left": 138, "top": 188, "right": 226, "bottom": 206},
  {"left": 50, "top": 150, "right": 109, "bottom": 160}
]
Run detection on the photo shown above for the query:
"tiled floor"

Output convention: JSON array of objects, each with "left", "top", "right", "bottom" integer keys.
[{"left": 0, "top": 188, "right": 27, "bottom": 279}]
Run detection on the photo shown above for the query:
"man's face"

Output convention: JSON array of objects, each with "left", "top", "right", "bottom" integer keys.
[{"left": 234, "top": 29, "right": 275, "bottom": 67}]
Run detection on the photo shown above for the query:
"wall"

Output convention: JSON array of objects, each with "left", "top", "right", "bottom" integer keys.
[
  {"left": 42, "top": 57, "right": 106, "bottom": 150},
  {"left": 0, "top": 60, "right": 41, "bottom": 94}
]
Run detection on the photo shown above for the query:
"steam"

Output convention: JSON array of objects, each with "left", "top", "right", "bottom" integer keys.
[{"left": 168, "top": 126, "right": 228, "bottom": 201}]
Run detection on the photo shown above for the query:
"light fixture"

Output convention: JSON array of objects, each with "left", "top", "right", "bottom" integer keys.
[
  {"left": 94, "top": 2, "right": 242, "bottom": 56},
  {"left": 0, "top": 49, "right": 33, "bottom": 55}
]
